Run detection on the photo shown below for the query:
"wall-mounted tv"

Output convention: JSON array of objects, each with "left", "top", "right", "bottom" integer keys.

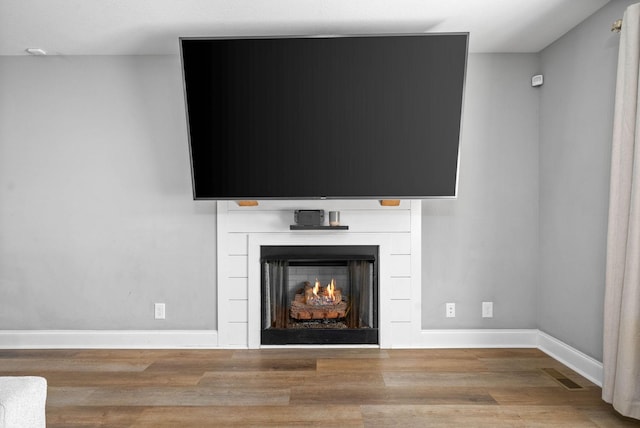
[{"left": 180, "top": 33, "right": 468, "bottom": 200}]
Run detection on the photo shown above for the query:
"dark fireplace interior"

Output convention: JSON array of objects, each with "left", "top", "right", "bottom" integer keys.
[{"left": 261, "top": 245, "right": 378, "bottom": 345}]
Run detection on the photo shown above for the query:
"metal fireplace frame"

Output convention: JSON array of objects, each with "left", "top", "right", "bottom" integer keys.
[{"left": 260, "top": 245, "right": 379, "bottom": 345}]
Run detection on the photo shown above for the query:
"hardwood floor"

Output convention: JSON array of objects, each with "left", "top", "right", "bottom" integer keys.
[{"left": 1, "top": 348, "right": 638, "bottom": 427}]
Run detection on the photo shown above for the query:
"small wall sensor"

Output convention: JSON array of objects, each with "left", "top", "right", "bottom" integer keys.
[{"left": 532, "top": 74, "right": 544, "bottom": 87}]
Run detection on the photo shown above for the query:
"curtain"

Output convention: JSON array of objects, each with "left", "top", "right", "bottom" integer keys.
[{"left": 603, "top": 2, "right": 640, "bottom": 420}]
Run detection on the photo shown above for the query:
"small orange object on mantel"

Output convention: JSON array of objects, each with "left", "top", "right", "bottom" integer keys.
[
  {"left": 379, "top": 200, "right": 401, "bottom": 206},
  {"left": 236, "top": 200, "right": 259, "bottom": 207}
]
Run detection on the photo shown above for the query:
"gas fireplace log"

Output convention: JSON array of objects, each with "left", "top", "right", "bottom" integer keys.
[
  {"left": 290, "top": 293, "right": 348, "bottom": 320},
  {"left": 302, "top": 282, "right": 342, "bottom": 305}
]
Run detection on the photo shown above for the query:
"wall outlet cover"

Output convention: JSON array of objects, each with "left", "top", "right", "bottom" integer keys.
[
  {"left": 446, "top": 302, "right": 456, "bottom": 318},
  {"left": 154, "top": 303, "right": 166, "bottom": 320},
  {"left": 482, "top": 301, "right": 493, "bottom": 318}
]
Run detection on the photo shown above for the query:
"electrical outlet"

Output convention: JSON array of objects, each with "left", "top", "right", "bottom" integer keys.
[
  {"left": 482, "top": 301, "right": 493, "bottom": 318},
  {"left": 446, "top": 302, "right": 456, "bottom": 318},
  {"left": 154, "top": 303, "right": 166, "bottom": 320}
]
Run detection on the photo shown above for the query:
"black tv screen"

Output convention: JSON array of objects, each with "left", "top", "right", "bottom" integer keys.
[{"left": 181, "top": 34, "right": 467, "bottom": 199}]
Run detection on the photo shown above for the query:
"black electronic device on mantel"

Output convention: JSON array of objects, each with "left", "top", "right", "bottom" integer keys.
[
  {"left": 180, "top": 33, "right": 468, "bottom": 200},
  {"left": 294, "top": 210, "right": 324, "bottom": 227}
]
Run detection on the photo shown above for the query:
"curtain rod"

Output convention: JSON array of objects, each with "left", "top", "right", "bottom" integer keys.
[{"left": 612, "top": 19, "right": 623, "bottom": 33}]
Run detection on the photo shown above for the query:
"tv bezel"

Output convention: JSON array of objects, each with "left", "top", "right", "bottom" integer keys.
[{"left": 180, "top": 33, "right": 468, "bottom": 200}]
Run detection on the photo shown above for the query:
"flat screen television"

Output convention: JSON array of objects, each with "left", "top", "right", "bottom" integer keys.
[{"left": 180, "top": 33, "right": 468, "bottom": 199}]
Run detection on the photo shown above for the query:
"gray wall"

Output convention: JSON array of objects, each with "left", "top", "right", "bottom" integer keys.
[
  {"left": 538, "top": 0, "right": 635, "bottom": 360},
  {"left": 421, "top": 0, "right": 636, "bottom": 360},
  {"left": 0, "top": 53, "right": 542, "bottom": 333},
  {"left": 0, "top": 2, "right": 631, "bottom": 358},
  {"left": 422, "top": 54, "right": 540, "bottom": 329},
  {"left": 0, "top": 56, "right": 217, "bottom": 329}
]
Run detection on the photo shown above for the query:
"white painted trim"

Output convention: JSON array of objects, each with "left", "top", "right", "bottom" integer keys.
[
  {"left": 218, "top": 199, "right": 420, "bottom": 348},
  {"left": 216, "top": 201, "right": 232, "bottom": 347},
  {"left": 0, "top": 330, "right": 218, "bottom": 349},
  {"left": 416, "top": 329, "right": 539, "bottom": 348},
  {"left": 408, "top": 200, "right": 423, "bottom": 343},
  {"left": 537, "top": 330, "right": 603, "bottom": 387},
  {"left": 3, "top": 329, "right": 536, "bottom": 350}
]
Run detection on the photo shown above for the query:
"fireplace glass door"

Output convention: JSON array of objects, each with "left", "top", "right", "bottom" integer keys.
[{"left": 261, "top": 245, "right": 378, "bottom": 345}]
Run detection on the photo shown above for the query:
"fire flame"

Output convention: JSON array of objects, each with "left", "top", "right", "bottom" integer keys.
[
  {"left": 313, "top": 279, "right": 320, "bottom": 297},
  {"left": 327, "top": 278, "right": 336, "bottom": 301}
]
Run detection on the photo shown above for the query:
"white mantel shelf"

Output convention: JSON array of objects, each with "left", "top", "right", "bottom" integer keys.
[{"left": 216, "top": 199, "right": 422, "bottom": 348}]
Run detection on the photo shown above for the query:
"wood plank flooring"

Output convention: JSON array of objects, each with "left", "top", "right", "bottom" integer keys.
[{"left": 0, "top": 348, "right": 638, "bottom": 427}]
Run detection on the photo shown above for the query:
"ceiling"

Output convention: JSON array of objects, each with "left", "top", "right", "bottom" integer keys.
[{"left": 0, "top": 0, "right": 610, "bottom": 56}]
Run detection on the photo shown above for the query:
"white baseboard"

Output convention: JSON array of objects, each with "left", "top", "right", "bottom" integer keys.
[
  {"left": 0, "top": 328, "right": 538, "bottom": 350},
  {"left": 537, "top": 330, "right": 603, "bottom": 387},
  {"left": 0, "top": 328, "right": 603, "bottom": 387},
  {"left": 416, "top": 329, "right": 539, "bottom": 348},
  {"left": 0, "top": 330, "right": 218, "bottom": 349},
  {"left": 413, "top": 329, "right": 603, "bottom": 387}
]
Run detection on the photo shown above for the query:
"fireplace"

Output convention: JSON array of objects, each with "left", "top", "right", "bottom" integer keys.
[
  {"left": 260, "top": 245, "right": 378, "bottom": 345},
  {"left": 218, "top": 200, "right": 420, "bottom": 348}
]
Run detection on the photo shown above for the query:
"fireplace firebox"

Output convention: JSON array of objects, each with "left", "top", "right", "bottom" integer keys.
[{"left": 261, "top": 245, "right": 378, "bottom": 345}]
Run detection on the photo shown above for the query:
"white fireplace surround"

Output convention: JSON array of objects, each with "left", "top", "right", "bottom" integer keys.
[{"left": 216, "top": 199, "right": 423, "bottom": 348}]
